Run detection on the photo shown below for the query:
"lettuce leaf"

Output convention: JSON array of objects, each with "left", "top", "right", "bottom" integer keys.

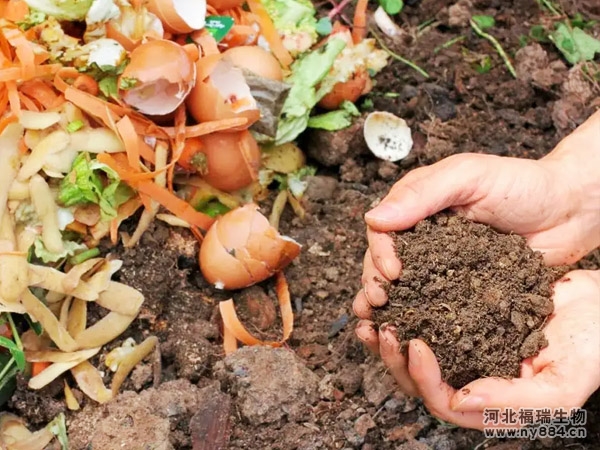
[
  {"left": 24, "top": 0, "right": 94, "bottom": 21},
  {"left": 58, "top": 152, "right": 133, "bottom": 221},
  {"left": 307, "top": 100, "right": 360, "bottom": 131},
  {"left": 33, "top": 238, "right": 87, "bottom": 263},
  {"left": 275, "top": 37, "right": 346, "bottom": 144}
]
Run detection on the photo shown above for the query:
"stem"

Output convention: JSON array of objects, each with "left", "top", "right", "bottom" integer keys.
[
  {"left": 370, "top": 27, "right": 430, "bottom": 78},
  {"left": 469, "top": 19, "right": 517, "bottom": 79},
  {"left": 69, "top": 247, "right": 101, "bottom": 266},
  {"left": 434, "top": 35, "right": 466, "bottom": 54},
  {"left": 537, "top": 0, "right": 561, "bottom": 16},
  {"left": 328, "top": 0, "right": 351, "bottom": 20},
  {"left": 7, "top": 314, "right": 21, "bottom": 350},
  {"left": 269, "top": 190, "right": 288, "bottom": 231},
  {"left": 0, "top": 358, "right": 15, "bottom": 383}
]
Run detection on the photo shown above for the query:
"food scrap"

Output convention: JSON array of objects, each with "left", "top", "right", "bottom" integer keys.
[{"left": 0, "top": 0, "right": 392, "bottom": 429}]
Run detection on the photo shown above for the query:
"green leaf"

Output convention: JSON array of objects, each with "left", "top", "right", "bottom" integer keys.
[
  {"left": 24, "top": 315, "right": 43, "bottom": 336},
  {"left": 48, "top": 413, "right": 69, "bottom": 450},
  {"left": 98, "top": 76, "right": 119, "bottom": 99},
  {"left": 315, "top": 17, "right": 332, "bottom": 36},
  {"left": 33, "top": 238, "right": 88, "bottom": 264},
  {"left": 16, "top": 10, "right": 47, "bottom": 30},
  {"left": 550, "top": 23, "right": 600, "bottom": 64},
  {"left": 0, "top": 354, "right": 18, "bottom": 408},
  {"left": 307, "top": 100, "right": 360, "bottom": 131},
  {"left": 66, "top": 120, "right": 84, "bottom": 133},
  {"left": 570, "top": 13, "right": 597, "bottom": 30},
  {"left": 379, "top": 0, "right": 403, "bottom": 15},
  {"left": 275, "top": 37, "right": 347, "bottom": 144},
  {"left": 119, "top": 77, "right": 138, "bottom": 90},
  {"left": 474, "top": 55, "right": 492, "bottom": 74},
  {"left": 0, "top": 337, "right": 25, "bottom": 372},
  {"left": 197, "top": 200, "right": 231, "bottom": 218},
  {"left": 530, "top": 25, "right": 550, "bottom": 42},
  {"left": 58, "top": 152, "right": 134, "bottom": 221},
  {"left": 471, "top": 15, "right": 495, "bottom": 30}
]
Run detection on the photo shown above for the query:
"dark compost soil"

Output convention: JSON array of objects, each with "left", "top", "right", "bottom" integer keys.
[
  {"left": 6, "top": 0, "right": 600, "bottom": 449},
  {"left": 372, "top": 213, "right": 568, "bottom": 389}
]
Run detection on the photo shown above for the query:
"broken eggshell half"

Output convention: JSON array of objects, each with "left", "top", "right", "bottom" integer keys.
[
  {"left": 186, "top": 55, "right": 260, "bottom": 129},
  {"left": 106, "top": 2, "right": 164, "bottom": 51},
  {"left": 199, "top": 204, "right": 301, "bottom": 290},
  {"left": 363, "top": 111, "right": 413, "bottom": 162},
  {"left": 119, "top": 39, "right": 196, "bottom": 116},
  {"left": 146, "top": 0, "right": 206, "bottom": 34}
]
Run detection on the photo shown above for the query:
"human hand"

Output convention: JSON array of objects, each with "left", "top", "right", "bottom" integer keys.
[
  {"left": 354, "top": 109, "right": 600, "bottom": 327},
  {"left": 357, "top": 270, "right": 600, "bottom": 430}
]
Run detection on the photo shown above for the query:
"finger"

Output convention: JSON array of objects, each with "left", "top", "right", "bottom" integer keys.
[
  {"left": 353, "top": 288, "right": 372, "bottom": 319},
  {"left": 355, "top": 320, "right": 380, "bottom": 355},
  {"left": 379, "top": 326, "right": 419, "bottom": 396},
  {"left": 365, "top": 154, "right": 489, "bottom": 231},
  {"left": 519, "top": 357, "right": 536, "bottom": 379},
  {"left": 407, "top": 339, "right": 485, "bottom": 429},
  {"left": 367, "top": 228, "right": 402, "bottom": 280},
  {"left": 449, "top": 370, "right": 569, "bottom": 412},
  {"left": 361, "top": 249, "right": 389, "bottom": 307}
]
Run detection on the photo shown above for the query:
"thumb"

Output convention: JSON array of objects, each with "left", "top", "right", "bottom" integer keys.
[
  {"left": 450, "top": 370, "right": 572, "bottom": 413},
  {"left": 365, "top": 154, "right": 489, "bottom": 231}
]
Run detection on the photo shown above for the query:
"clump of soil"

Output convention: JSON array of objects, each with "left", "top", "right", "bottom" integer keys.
[{"left": 373, "top": 212, "right": 569, "bottom": 389}]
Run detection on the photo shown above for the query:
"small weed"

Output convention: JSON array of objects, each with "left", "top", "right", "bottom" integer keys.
[
  {"left": 434, "top": 35, "right": 466, "bottom": 54},
  {"left": 469, "top": 18, "right": 517, "bottom": 78}
]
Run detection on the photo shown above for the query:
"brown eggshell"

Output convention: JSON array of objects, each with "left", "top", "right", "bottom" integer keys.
[
  {"left": 120, "top": 39, "right": 195, "bottom": 116},
  {"left": 199, "top": 204, "right": 302, "bottom": 290},
  {"left": 199, "top": 130, "right": 260, "bottom": 192},
  {"left": 146, "top": 0, "right": 205, "bottom": 34},
  {"left": 318, "top": 68, "right": 369, "bottom": 110},
  {"left": 199, "top": 223, "right": 252, "bottom": 288},
  {"left": 223, "top": 46, "right": 283, "bottom": 81},
  {"left": 186, "top": 57, "right": 260, "bottom": 129}
]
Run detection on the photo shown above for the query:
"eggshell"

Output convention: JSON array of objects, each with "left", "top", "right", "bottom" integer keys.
[
  {"left": 186, "top": 57, "right": 260, "bottom": 129},
  {"left": 223, "top": 46, "right": 283, "bottom": 81},
  {"left": 318, "top": 68, "right": 369, "bottom": 110},
  {"left": 199, "top": 204, "right": 302, "bottom": 290},
  {"left": 207, "top": 0, "right": 245, "bottom": 11},
  {"left": 105, "top": 5, "right": 164, "bottom": 51},
  {"left": 363, "top": 111, "right": 413, "bottom": 162},
  {"left": 146, "top": 0, "right": 206, "bottom": 34},
  {"left": 199, "top": 130, "right": 261, "bottom": 192},
  {"left": 120, "top": 39, "right": 195, "bottom": 116}
]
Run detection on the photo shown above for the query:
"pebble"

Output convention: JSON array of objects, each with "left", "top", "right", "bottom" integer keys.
[
  {"left": 362, "top": 363, "right": 396, "bottom": 407},
  {"left": 354, "top": 414, "right": 376, "bottom": 438}
]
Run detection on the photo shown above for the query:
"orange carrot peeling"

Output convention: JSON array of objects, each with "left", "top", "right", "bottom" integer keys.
[
  {"left": 352, "top": 0, "right": 369, "bottom": 44},
  {"left": 246, "top": 0, "right": 293, "bottom": 67},
  {"left": 116, "top": 115, "right": 140, "bottom": 171},
  {"left": 31, "top": 361, "right": 51, "bottom": 377}
]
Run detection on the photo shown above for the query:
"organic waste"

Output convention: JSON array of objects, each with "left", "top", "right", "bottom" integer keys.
[
  {"left": 372, "top": 213, "right": 570, "bottom": 389},
  {"left": 0, "top": 0, "right": 391, "bottom": 442}
]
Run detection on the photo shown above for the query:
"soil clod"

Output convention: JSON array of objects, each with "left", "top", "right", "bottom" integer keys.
[{"left": 373, "top": 212, "right": 568, "bottom": 389}]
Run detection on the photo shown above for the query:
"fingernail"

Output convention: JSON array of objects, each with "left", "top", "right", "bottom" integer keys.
[
  {"left": 365, "top": 204, "right": 399, "bottom": 224},
  {"left": 380, "top": 259, "right": 394, "bottom": 280},
  {"left": 452, "top": 395, "right": 485, "bottom": 412}
]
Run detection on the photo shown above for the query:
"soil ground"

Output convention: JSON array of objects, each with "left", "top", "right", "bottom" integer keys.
[{"left": 6, "top": 0, "right": 600, "bottom": 449}]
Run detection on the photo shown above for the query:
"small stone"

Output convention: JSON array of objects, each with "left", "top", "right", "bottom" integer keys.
[
  {"left": 362, "top": 363, "right": 396, "bottom": 406},
  {"left": 130, "top": 363, "right": 153, "bottom": 390},
  {"left": 318, "top": 374, "right": 335, "bottom": 400},
  {"left": 387, "top": 422, "right": 424, "bottom": 442},
  {"left": 395, "top": 440, "right": 432, "bottom": 450},
  {"left": 336, "top": 364, "right": 364, "bottom": 396},
  {"left": 354, "top": 414, "right": 376, "bottom": 438},
  {"left": 304, "top": 176, "right": 339, "bottom": 202},
  {"left": 447, "top": 0, "right": 472, "bottom": 27},
  {"left": 214, "top": 347, "right": 319, "bottom": 425},
  {"left": 338, "top": 408, "right": 355, "bottom": 421}
]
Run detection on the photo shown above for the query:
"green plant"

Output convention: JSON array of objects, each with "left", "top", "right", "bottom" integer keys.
[
  {"left": 469, "top": 17, "right": 517, "bottom": 78},
  {"left": 378, "top": 0, "right": 403, "bottom": 15},
  {"left": 549, "top": 22, "right": 600, "bottom": 64}
]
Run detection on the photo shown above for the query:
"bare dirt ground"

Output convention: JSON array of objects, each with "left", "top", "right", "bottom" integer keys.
[{"left": 7, "top": 0, "right": 600, "bottom": 449}]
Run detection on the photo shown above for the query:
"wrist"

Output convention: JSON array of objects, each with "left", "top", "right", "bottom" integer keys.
[{"left": 541, "top": 110, "right": 600, "bottom": 257}]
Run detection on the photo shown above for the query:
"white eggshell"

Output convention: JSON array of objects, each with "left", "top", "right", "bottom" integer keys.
[{"left": 363, "top": 111, "right": 413, "bottom": 162}]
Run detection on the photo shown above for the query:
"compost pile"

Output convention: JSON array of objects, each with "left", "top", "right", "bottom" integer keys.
[{"left": 373, "top": 212, "right": 570, "bottom": 389}]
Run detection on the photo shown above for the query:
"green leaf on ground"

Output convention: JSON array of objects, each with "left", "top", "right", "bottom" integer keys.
[
  {"left": 471, "top": 15, "right": 495, "bottom": 30},
  {"left": 550, "top": 23, "right": 600, "bottom": 64}
]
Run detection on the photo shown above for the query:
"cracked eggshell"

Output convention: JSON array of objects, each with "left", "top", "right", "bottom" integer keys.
[
  {"left": 186, "top": 55, "right": 260, "bottom": 130},
  {"left": 106, "top": 4, "right": 164, "bottom": 51},
  {"left": 146, "top": 0, "right": 206, "bottom": 34},
  {"left": 199, "top": 204, "right": 301, "bottom": 290},
  {"left": 363, "top": 111, "right": 413, "bottom": 162},
  {"left": 119, "top": 39, "right": 195, "bottom": 116}
]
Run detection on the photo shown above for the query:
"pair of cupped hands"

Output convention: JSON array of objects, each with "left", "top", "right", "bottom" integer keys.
[{"left": 354, "top": 111, "right": 600, "bottom": 430}]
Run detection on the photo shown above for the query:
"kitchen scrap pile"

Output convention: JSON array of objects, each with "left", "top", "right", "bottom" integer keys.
[{"left": 0, "top": 0, "right": 390, "bottom": 445}]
